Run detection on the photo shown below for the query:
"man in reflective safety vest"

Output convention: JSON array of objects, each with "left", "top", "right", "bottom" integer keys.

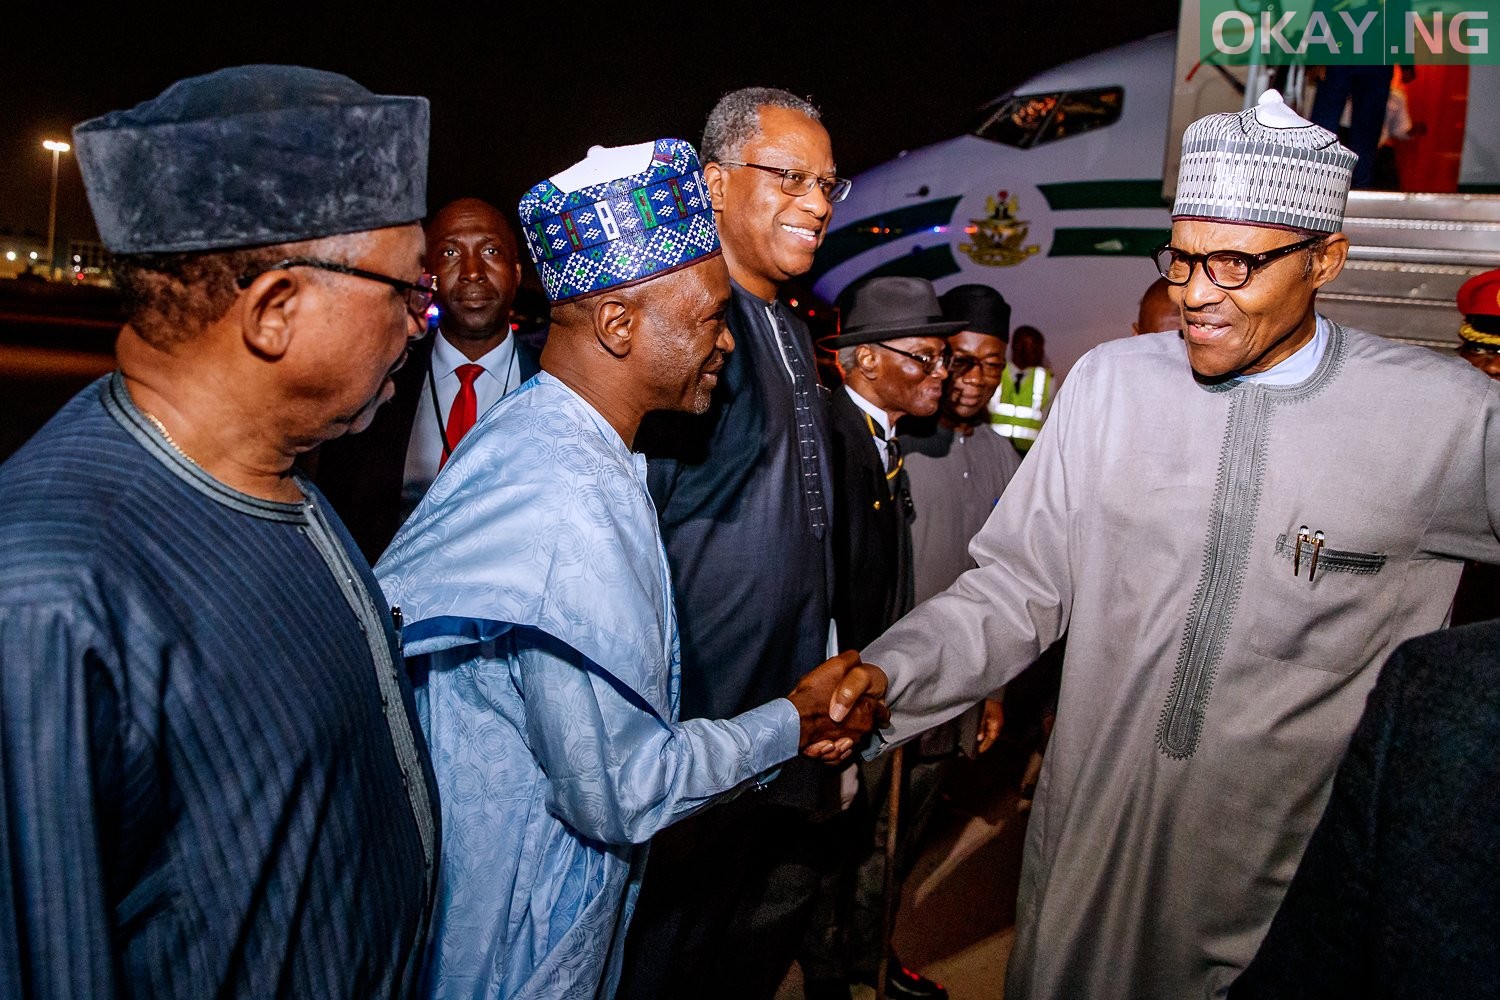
[{"left": 989, "top": 324, "right": 1053, "bottom": 452}]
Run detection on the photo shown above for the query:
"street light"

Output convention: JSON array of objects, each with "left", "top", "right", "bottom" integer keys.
[{"left": 42, "top": 139, "right": 70, "bottom": 278}]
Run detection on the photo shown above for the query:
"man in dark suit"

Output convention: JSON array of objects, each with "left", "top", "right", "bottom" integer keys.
[
  {"left": 826, "top": 277, "right": 959, "bottom": 651},
  {"left": 803, "top": 276, "right": 961, "bottom": 999},
  {"left": 314, "top": 197, "right": 538, "bottom": 562},
  {"left": 621, "top": 87, "right": 851, "bottom": 1000},
  {"left": 1230, "top": 619, "right": 1500, "bottom": 1000}
]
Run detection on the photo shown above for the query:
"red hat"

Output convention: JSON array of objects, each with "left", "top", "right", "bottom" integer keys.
[{"left": 1457, "top": 268, "right": 1500, "bottom": 348}]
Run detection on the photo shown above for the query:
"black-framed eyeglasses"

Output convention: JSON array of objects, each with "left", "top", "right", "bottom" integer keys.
[
  {"left": 877, "top": 342, "right": 952, "bottom": 375},
  {"left": 236, "top": 257, "right": 437, "bottom": 318},
  {"left": 948, "top": 355, "right": 1006, "bottom": 379},
  {"left": 1153, "top": 236, "right": 1323, "bottom": 291},
  {"left": 719, "top": 161, "right": 852, "bottom": 203}
]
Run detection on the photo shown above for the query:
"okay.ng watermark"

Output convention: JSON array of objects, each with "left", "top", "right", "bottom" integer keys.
[{"left": 1201, "top": 0, "right": 1498, "bottom": 64}]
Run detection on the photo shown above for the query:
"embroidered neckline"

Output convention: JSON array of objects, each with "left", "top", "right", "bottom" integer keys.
[
  {"left": 1153, "top": 322, "right": 1348, "bottom": 758},
  {"left": 1200, "top": 317, "right": 1346, "bottom": 402}
]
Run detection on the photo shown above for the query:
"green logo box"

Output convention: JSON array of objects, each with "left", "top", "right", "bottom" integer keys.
[{"left": 1199, "top": 0, "right": 1498, "bottom": 65}]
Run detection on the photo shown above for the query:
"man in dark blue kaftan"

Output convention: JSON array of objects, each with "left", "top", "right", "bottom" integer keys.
[{"left": 0, "top": 66, "right": 440, "bottom": 998}]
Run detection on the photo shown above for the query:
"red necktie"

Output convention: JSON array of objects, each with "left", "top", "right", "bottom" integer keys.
[{"left": 442, "top": 363, "right": 485, "bottom": 468}]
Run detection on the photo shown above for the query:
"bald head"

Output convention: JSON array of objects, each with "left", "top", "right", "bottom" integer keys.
[
  {"left": 426, "top": 197, "right": 522, "bottom": 359},
  {"left": 1134, "top": 276, "right": 1179, "bottom": 336}
]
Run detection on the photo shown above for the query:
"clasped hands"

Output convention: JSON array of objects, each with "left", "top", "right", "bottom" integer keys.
[{"left": 786, "top": 650, "right": 889, "bottom": 764}]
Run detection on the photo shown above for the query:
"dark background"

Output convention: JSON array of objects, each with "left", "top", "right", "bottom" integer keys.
[{"left": 0, "top": 1, "right": 1179, "bottom": 250}]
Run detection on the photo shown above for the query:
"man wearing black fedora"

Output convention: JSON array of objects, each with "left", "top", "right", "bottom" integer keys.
[
  {"left": 800, "top": 275, "right": 961, "bottom": 1000},
  {"left": 827, "top": 276, "right": 961, "bottom": 654}
]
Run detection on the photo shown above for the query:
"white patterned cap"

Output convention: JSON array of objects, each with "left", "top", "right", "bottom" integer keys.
[{"left": 1173, "top": 90, "right": 1357, "bottom": 233}]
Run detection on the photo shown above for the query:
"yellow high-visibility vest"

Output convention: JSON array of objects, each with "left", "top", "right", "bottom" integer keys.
[{"left": 989, "top": 363, "right": 1053, "bottom": 452}]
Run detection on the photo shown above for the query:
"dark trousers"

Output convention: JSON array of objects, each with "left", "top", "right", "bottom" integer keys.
[
  {"left": 800, "top": 751, "right": 951, "bottom": 984},
  {"left": 617, "top": 797, "right": 841, "bottom": 1000},
  {"left": 1310, "top": 65, "right": 1393, "bottom": 189}
]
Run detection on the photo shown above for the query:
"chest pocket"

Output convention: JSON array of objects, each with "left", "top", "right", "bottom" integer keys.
[
  {"left": 1246, "top": 530, "right": 1396, "bottom": 674},
  {"left": 1271, "top": 533, "right": 1388, "bottom": 576}
]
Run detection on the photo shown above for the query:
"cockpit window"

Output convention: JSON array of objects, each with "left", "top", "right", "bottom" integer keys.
[{"left": 971, "top": 86, "right": 1124, "bottom": 149}]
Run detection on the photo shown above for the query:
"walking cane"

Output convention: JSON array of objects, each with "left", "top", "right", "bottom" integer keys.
[{"left": 875, "top": 743, "right": 904, "bottom": 1000}]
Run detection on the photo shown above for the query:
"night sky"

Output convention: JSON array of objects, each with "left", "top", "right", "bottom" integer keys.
[{"left": 0, "top": 2, "right": 1179, "bottom": 253}]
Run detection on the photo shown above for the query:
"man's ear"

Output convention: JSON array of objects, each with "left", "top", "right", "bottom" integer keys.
[
  {"left": 703, "top": 161, "right": 728, "bottom": 214},
  {"left": 852, "top": 344, "right": 879, "bottom": 380},
  {"left": 237, "top": 270, "right": 300, "bottom": 360},
  {"left": 593, "top": 293, "right": 633, "bottom": 359},
  {"left": 1311, "top": 234, "right": 1349, "bottom": 289}
]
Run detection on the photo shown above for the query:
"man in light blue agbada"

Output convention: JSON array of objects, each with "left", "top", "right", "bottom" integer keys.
[{"left": 376, "top": 138, "right": 886, "bottom": 1000}]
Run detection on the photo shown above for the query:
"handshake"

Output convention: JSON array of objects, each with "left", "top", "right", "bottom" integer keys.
[{"left": 786, "top": 650, "right": 890, "bottom": 764}]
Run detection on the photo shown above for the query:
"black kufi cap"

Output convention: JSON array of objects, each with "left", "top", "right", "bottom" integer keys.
[
  {"left": 73, "top": 65, "right": 429, "bottom": 254},
  {"left": 938, "top": 283, "right": 1011, "bottom": 341}
]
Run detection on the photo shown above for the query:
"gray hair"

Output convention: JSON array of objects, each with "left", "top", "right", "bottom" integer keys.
[
  {"left": 837, "top": 344, "right": 862, "bottom": 376},
  {"left": 114, "top": 230, "right": 372, "bottom": 348},
  {"left": 701, "top": 87, "right": 821, "bottom": 164}
]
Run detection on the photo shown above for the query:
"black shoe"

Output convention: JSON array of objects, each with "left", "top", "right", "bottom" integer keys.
[{"left": 886, "top": 961, "right": 948, "bottom": 999}]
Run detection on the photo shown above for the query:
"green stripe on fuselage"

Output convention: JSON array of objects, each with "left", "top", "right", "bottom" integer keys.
[
  {"left": 808, "top": 196, "right": 963, "bottom": 282},
  {"left": 1037, "top": 179, "right": 1168, "bottom": 211},
  {"left": 1048, "top": 227, "right": 1170, "bottom": 257},
  {"left": 819, "top": 183, "right": 1173, "bottom": 293}
]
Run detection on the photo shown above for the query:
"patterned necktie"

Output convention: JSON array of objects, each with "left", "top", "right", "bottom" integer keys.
[
  {"left": 868, "top": 414, "right": 916, "bottom": 616},
  {"left": 773, "top": 307, "right": 827, "bottom": 539},
  {"left": 442, "top": 363, "right": 485, "bottom": 468},
  {"left": 868, "top": 415, "right": 906, "bottom": 499},
  {"left": 884, "top": 435, "right": 903, "bottom": 494}
]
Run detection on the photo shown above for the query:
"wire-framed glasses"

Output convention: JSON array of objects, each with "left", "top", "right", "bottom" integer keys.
[
  {"left": 719, "top": 161, "right": 853, "bottom": 203},
  {"left": 236, "top": 257, "right": 437, "bottom": 319}
]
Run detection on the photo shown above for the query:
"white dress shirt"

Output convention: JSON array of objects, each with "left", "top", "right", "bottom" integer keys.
[
  {"left": 403, "top": 332, "right": 519, "bottom": 503},
  {"left": 843, "top": 383, "right": 895, "bottom": 460}
]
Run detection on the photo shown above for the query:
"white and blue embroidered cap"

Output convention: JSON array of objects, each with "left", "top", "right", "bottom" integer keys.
[
  {"left": 518, "top": 138, "right": 720, "bottom": 303},
  {"left": 1173, "top": 90, "right": 1357, "bottom": 233}
]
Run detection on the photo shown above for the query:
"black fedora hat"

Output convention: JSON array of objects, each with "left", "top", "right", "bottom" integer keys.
[
  {"left": 939, "top": 283, "right": 1011, "bottom": 341},
  {"left": 826, "top": 276, "right": 965, "bottom": 348}
]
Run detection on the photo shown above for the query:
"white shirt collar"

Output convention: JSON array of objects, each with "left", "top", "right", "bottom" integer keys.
[
  {"left": 1237, "top": 315, "right": 1329, "bottom": 386},
  {"left": 430, "top": 328, "right": 516, "bottom": 382},
  {"left": 844, "top": 383, "right": 894, "bottom": 439}
]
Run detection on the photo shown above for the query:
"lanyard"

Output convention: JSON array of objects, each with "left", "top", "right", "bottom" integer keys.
[{"left": 425, "top": 342, "right": 516, "bottom": 460}]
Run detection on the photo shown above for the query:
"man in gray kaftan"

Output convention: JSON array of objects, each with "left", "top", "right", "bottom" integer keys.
[{"left": 853, "top": 90, "right": 1500, "bottom": 999}]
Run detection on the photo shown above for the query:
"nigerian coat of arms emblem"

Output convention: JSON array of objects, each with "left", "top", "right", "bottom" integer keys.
[{"left": 959, "top": 189, "right": 1041, "bottom": 267}]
